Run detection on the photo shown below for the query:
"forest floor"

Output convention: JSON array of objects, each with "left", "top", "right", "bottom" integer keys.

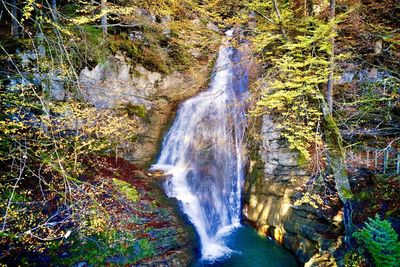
[{"left": 1, "top": 157, "right": 197, "bottom": 266}]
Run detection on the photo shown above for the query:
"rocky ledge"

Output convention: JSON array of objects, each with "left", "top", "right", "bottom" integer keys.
[
  {"left": 244, "top": 116, "right": 344, "bottom": 266},
  {"left": 79, "top": 52, "right": 214, "bottom": 167}
]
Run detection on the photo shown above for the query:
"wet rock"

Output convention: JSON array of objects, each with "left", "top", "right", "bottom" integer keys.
[
  {"left": 244, "top": 115, "right": 342, "bottom": 264},
  {"left": 17, "top": 45, "right": 46, "bottom": 67},
  {"left": 75, "top": 262, "right": 87, "bottom": 267},
  {"left": 339, "top": 71, "right": 356, "bottom": 84},
  {"left": 338, "top": 65, "right": 389, "bottom": 84},
  {"left": 305, "top": 251, "right": 337, "bottom": 267},
  {"left": 337, "top": 62, "right": 390, "bottom": 85},
  {"left": 46, "top": 70, "right": 65, "bottom": 101}
]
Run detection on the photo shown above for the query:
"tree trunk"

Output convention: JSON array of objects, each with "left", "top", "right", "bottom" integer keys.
[
  {"left": 271, "top": 0, "right": 287, "bottom": 39},
  {"left": 100, "top": 0, "right": 107, "bottom": 36},
  {"left": 322, "top": 100, "right": 354, "bottom": 243},
  {"left": 10, "top": 0, "right": 19, "bottom": 38},
  {"left": 50, "top": 0, "right": 57, "bottom": 20},
  {"left": 306, "top": 0, "right": 314, "bottom": 16},
  {"left": 326, "top": 0, "right": 335, "bottom": 113}
]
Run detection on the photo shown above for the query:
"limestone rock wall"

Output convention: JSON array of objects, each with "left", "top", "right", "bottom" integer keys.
[
  {"left": 244, "top": 115, "right": 343, "bottom": 265},
  {"left": 79, "top": 52, "right": 212, "bottom": 166}
]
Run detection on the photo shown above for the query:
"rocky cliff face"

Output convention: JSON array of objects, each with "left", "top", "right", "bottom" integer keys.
[
  {"left": 79, "top": 52, "right": 214, "bottom": 167},
  {"left": 244, "top": 116, "right": 344, "bottom": 266}
]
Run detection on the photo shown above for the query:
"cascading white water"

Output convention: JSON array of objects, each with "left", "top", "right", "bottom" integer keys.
[{"left": 152, "top": 41, "right": 248, "bottom": 260}]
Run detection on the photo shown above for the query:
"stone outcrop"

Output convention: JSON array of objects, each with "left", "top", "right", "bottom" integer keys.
[
  {"left": 244, "top": 115, "right": 344, "bottom": 265},
  {"left": 79, "top": 52, "right": 212, "bottom": 166}
]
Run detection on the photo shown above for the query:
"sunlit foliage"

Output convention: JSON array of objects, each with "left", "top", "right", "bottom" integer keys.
[
  {"left": 0, "top": 82, "right": 142, "bottom": 255},
  {"left": 0, "top": 0, "right": 224, "bottom": 262},
  {"left": 249, "top": 1, "right": 341, "bottom": 161}
]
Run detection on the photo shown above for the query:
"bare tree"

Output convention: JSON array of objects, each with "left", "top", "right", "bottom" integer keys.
[
  {"left": 271, "top": 0, "right": 287, "bottom": 39},
  {"left": 305, "top": 0, "right": 314, "bottom": 16},
  {"left": 326, "top": 0, "right": 335, "bottom": 113},
  {"left": 323, "top": 0, "right": 355, "bottom": 243},
  {"left": 101, "top": 0, "right": 107, "bottom": 36},
  {"left": 10, "top": 0, "right": 19, "bottom": 37},
  {"left": 50, "top": 0, "right": 57, "bottom": 20}
]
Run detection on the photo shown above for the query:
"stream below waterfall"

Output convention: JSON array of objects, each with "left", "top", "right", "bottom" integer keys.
[
  {"left": 195, "top": 225, "right": 297, "bottom": 267},
  {"left": 152, "top": 36, "right": 297, "bottom": 265}
]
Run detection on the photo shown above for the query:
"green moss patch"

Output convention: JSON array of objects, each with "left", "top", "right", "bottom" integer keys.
[{"left": 113, "top": 178, "right": 139, "bottom": 202}]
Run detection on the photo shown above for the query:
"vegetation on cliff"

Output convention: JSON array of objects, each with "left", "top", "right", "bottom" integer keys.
[
  {"left": 245, "top": 0, "right": 399, "bottom": 265},
  {"left": 1, "top": 0, "right": 399, "bottom": 266},
  {"left": 0, "top": 0, "right": 218, "bottom": 265}
]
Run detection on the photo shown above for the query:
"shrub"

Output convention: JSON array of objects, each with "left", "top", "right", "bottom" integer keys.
[
  {"left": 0, "top": 85, "right": 143, "bottom": 259},
  {"left": 344, "top": 250, "right": 366, "bottom": 267},
  {"left": 353, "top": 214, "right": 400, "bottom": 267},
  {"left": 52, "top": 230, "right": 154, "bottom": 266}
]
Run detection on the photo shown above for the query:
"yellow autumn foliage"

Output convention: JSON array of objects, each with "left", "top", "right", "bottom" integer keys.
[{"left": 249, "top": 3, "right": 340, "bottom": 161}]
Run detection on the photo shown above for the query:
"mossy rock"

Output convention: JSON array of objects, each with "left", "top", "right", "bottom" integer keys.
[
  {"left": 112, "top": 178, "right": 139, "bottom": 202},
  {"left": 120, "top": 103, "right": 147, "bottom": 119},
  {"left": 109, "top": 33, "right": 141, "bottom": 60},
  {"left": 140, "top": 46, "right": 170, "bottom": 74},
  {"left": 51, "top": 230, "right": 153, "bottom": 266}
]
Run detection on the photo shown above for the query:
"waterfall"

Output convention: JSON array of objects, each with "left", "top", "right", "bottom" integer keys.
[{"left": 152, "top": 44, "right": 248, "bottom": 260}]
